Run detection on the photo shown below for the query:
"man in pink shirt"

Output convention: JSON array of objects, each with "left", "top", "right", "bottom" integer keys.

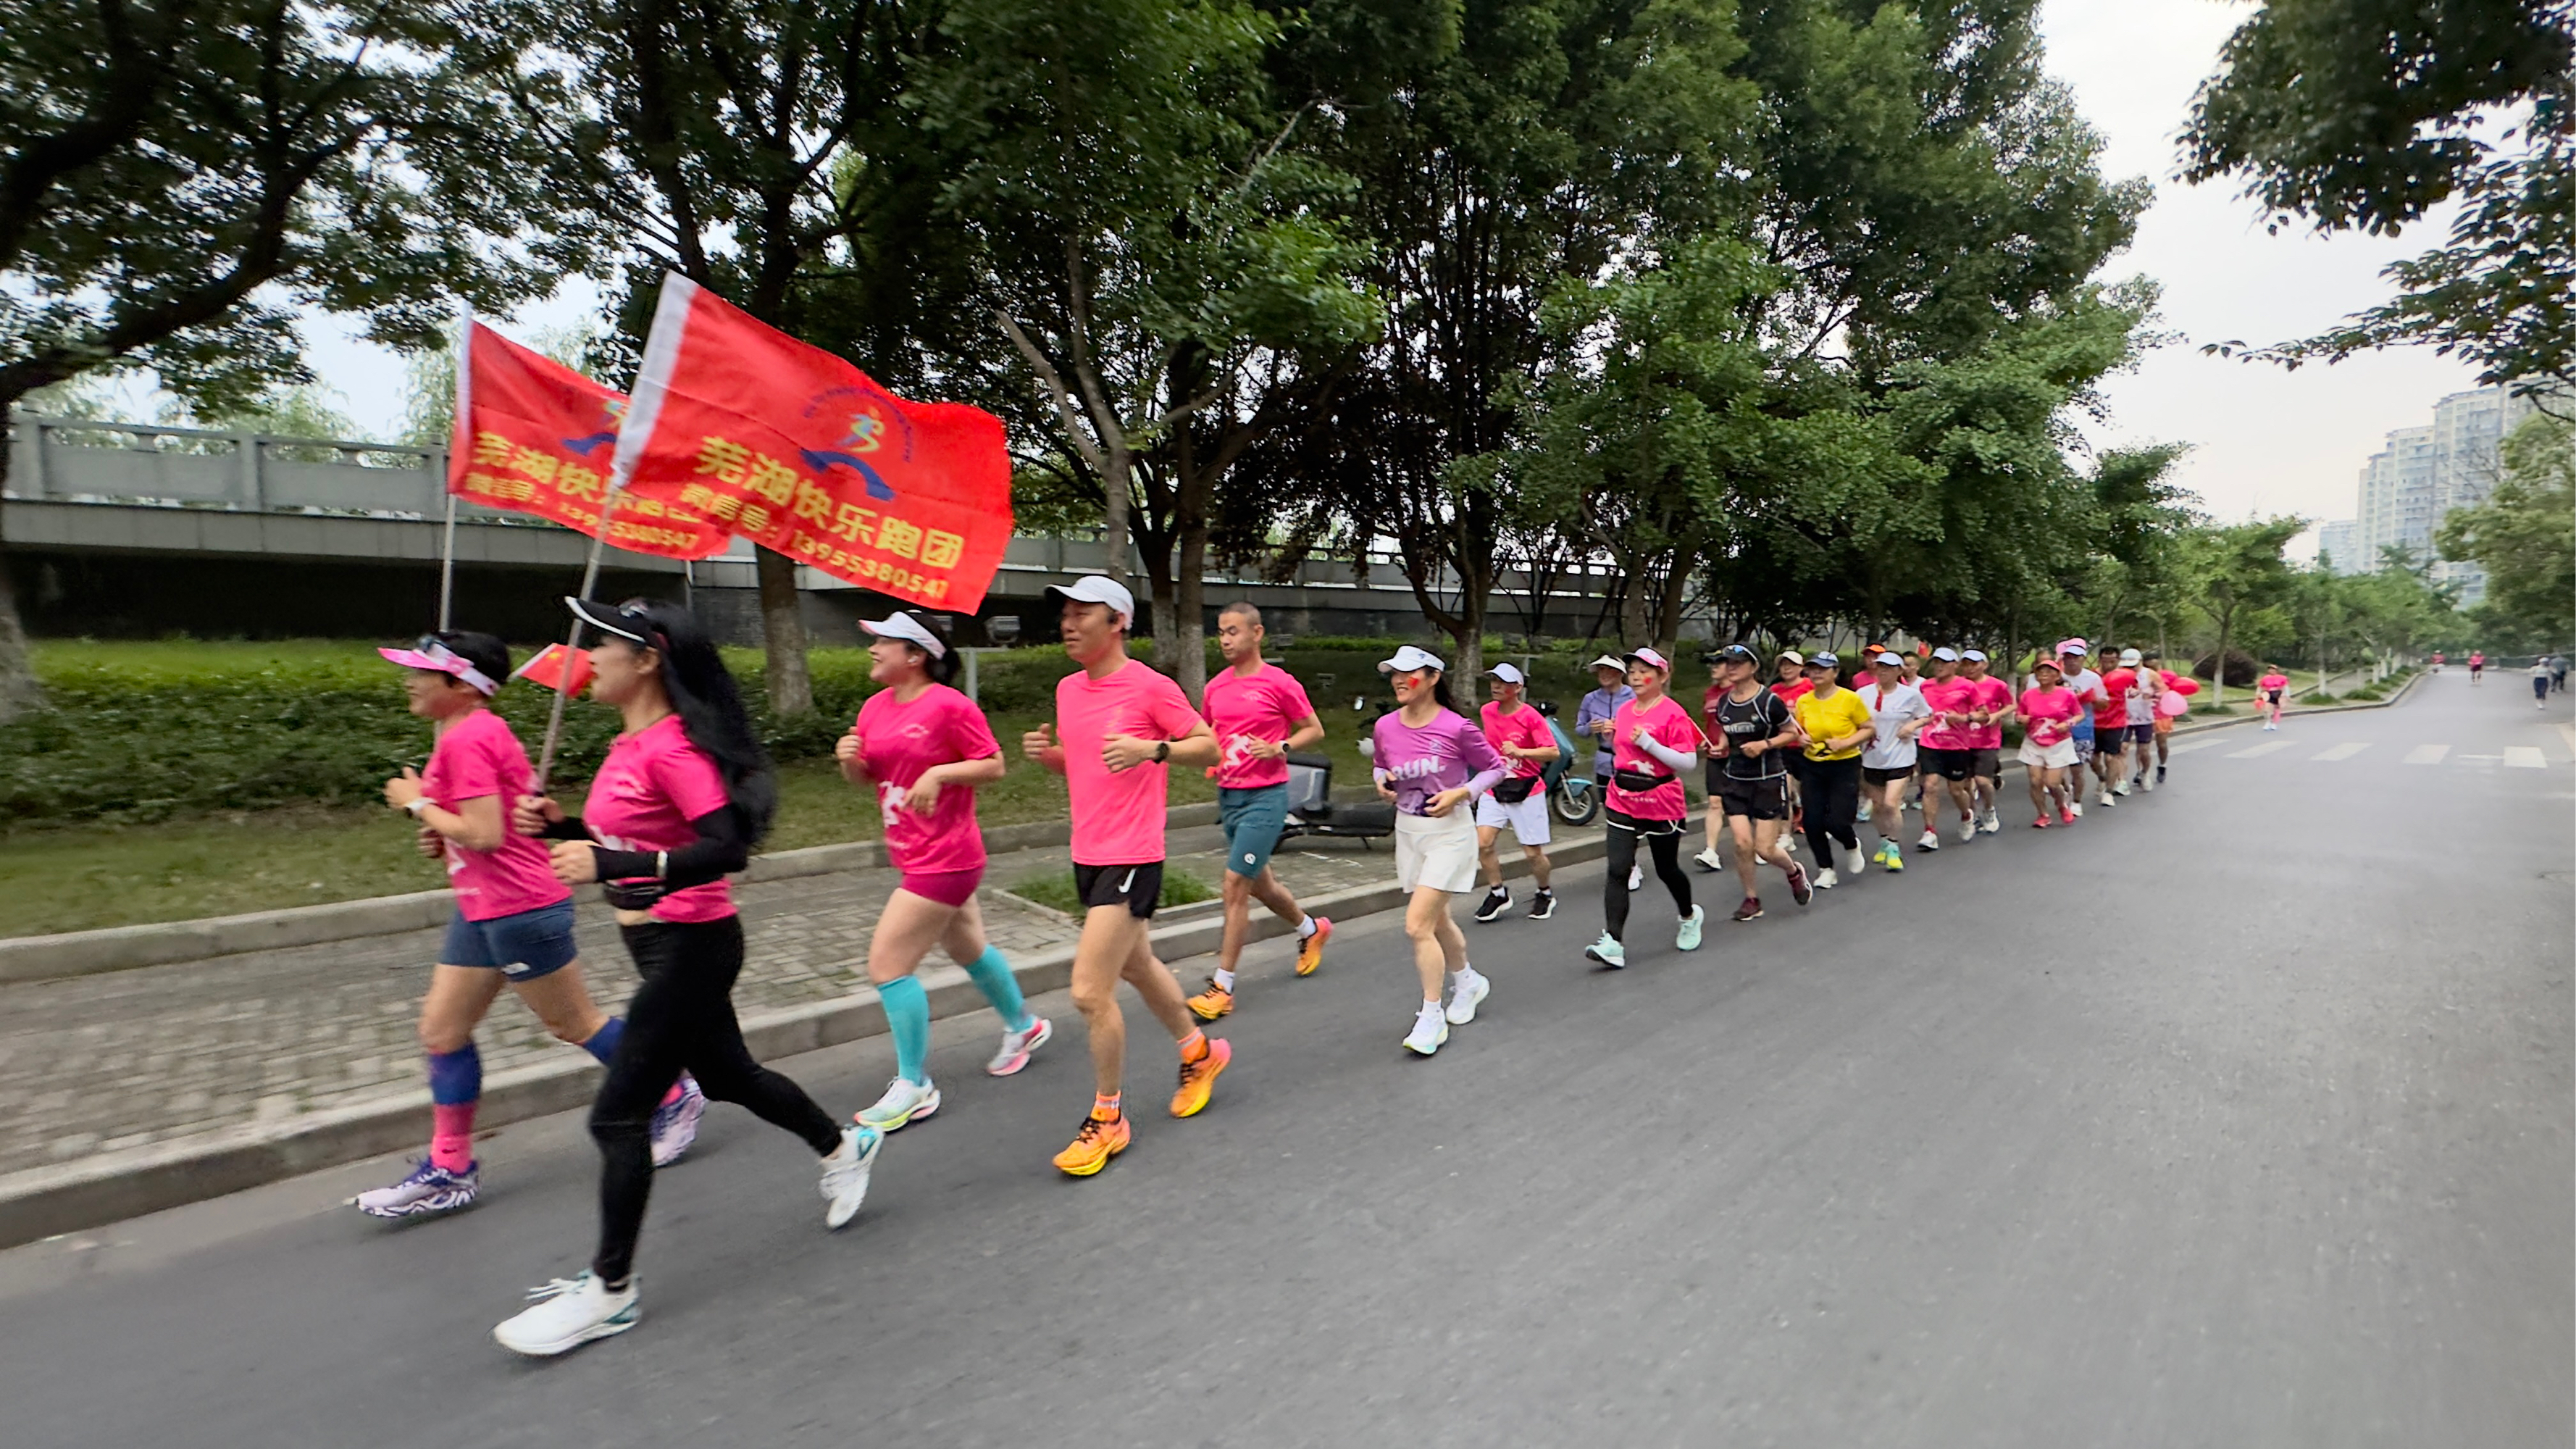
[
  {"left": 1185, "top": 601, "right": 1331, "bottom": 1024},
  {"left": 1472, "top": 661, "right": 1560, "bottom": 922},
  {"left": 1955, "top": 649, "right": 2012, "bottom": 832},
  {"left": 1019, "top": 576, "right": 1229, "bottom": 1177}
]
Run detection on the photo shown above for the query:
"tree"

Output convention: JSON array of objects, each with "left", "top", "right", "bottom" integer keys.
[
  {"left": 2184, "top": 517, "right": 2305, "bottom": 705},
  {"left": 2183, "top": 0, "right": 2576, "bottom": 409},
  {"left": 505, "top": 0, "right": 967, "bottom": 715},
  {"left": 928, "top": 0, "right": 1376, "bottom": 698},
  {"left": 0, "top": 0, "right": 574, "bottom": 719},
  {"left": 2438, "top": 413, "right": 2576, "bottom": 644},
  {"left": 1252, "top": 0, "right": 1757, "bottom": 682}
]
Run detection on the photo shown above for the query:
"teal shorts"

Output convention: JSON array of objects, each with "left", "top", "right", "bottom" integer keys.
[{"left": 1218, "top": 784, "right": 1290, "bottom": 880}]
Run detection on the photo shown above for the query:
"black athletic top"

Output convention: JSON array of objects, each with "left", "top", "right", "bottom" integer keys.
[{"left": 1713, "top": 688, "right": 1794, "bottom": 782}]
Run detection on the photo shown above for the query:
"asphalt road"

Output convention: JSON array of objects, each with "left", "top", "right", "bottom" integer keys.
[{"left": 3, "top": 675, "right": 2568, "bottom": 1448}]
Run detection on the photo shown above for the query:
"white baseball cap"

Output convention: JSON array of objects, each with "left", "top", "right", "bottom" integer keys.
[
  {"left": 1487, "top": 662, "right": 1526, "bottom": 684},
  {"left": 1961, "top": 648, "right": 1989, "bottom": 663},
  {"left": 1045, "top": 575, "right": 1135, "bottom": 620},
  {"left": 1379, "top": 645, "right": 1447, "bottom": 675},
  {"left": 2118, "top": 648, "right": 2144, "bottom": 666},
  {"left": 861, "top": 611, "right": 947, "bottom": 659},
  {"left": 1873, "top": 651, "right": 1905, "bottom": 667},
  {"left": 1931, "top": 646, "right": 1960, "bottom": 662}
]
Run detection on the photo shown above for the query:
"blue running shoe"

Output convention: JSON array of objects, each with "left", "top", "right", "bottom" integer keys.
[
  {"left": 650, "top": 1074, "right": 706, "bottom": 1167},
  {"left": 353, "top": 1158, "right": 479, "bottom": 1218}
]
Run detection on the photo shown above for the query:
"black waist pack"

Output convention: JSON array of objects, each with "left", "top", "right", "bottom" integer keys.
[
  {"left": 1493, "top": 776, "right": 1538, "bottom": 804},
  {"left": 601, "top": 879, "right": 668, "bottom": 911},
  {"left": 1613, "top": 766, "right": 1672, "bottom": 793}
]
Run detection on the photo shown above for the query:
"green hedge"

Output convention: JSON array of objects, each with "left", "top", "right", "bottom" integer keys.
[{"left": 0, "top": 635, "right": 1638, "bottom": 827}]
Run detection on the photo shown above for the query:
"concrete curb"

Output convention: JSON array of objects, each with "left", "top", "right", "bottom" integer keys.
[
  {"left": 0, "top": 827, "right": 1613, "bottom": 1250},
  {"left": 0, "top": 794, "right": 1316, "bottom": 985}
]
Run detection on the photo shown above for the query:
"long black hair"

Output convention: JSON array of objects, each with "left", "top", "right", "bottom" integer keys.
[
  {"left": 901, "top": 609, "right": 961, "bottom": 688},
  {"left": 1426, "top": 667, "right": 1460, "bottom": 715},
  {"left": 626, "top": 599, "right": 777, "bottom": 844}
]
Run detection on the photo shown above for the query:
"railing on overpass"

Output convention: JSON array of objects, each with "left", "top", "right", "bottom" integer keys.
[{"left": 4, "top": 412, "right": 1633, "bottom": 613}]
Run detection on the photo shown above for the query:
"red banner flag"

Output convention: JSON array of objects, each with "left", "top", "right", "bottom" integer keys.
[
  {"left": 610, "top": 274, "right": 1014, "bottom": 611},
  {"left": 449, "top": 320, "right": 729, "bottom": 561},
  {"left": 511, "top": 643, "right": 595, "bottom": 696}
]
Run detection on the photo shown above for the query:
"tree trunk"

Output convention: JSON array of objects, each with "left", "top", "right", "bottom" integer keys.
[
  {"left": 1098, "top": 444, "right": 1132, "bottom": 593},
  {"left": 0, "top": 437, "right": 46, "bottom": 721},
  {"left": 1173, "top": 513, "right": 1208, "bottom": 703},
  {"left": 755, "top": 544, "right": 814, "bottom": 716},
  {"left": 2210, "top": 607, "right": 2230, "bottom": 709}
]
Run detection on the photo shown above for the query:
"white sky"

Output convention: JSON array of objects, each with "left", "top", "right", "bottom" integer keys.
[{"left": 240, "top": 0, "right": 2489, "bottom": 561}]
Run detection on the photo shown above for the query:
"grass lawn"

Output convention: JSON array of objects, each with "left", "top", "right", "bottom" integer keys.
[{"left": 0, "top": 707, "right": 1384, "bottom": 938}]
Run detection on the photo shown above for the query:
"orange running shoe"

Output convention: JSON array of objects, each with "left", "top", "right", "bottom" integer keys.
[
  {"left": 1051, "top": 1108, "right": 1131, "bottom": 1177},
  {"left": 1168, "top": 1038, "right": 1232, "bottom": 1119},
  {"left": 1185, "top": 980, "right": 1234, "bottom": 1021},
  {"left": 1294, "top": 916, "right": 1334, "bottom": 977}
]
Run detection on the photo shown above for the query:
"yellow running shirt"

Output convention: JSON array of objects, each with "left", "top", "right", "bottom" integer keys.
[{"left": 1794, "top": 688, "right": 1873, "bottom": 762}]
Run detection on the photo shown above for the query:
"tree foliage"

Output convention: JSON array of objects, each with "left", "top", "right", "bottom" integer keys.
[
  {"left": 2438, "top": 414, "right": 2576, "bottom": 645},
  {"left": 2183, "top": 0, "right": 2576, "bottom": 405}
]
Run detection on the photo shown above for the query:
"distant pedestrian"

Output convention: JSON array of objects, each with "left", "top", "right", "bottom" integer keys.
[
  {"left": 1790, "top": 652, "right": 1873, "bottom": 885},
  {"left": 2534, "top": 657, "right": 2553, "bottom": 709},
  {"left": 2470, "top": 650, "right": 2485, "bottom": 684},
  {"left": 2550, "top": 655, "right": 2566, "bottom": 693},
  {"left": 1702, "top": 643, "right": 1810, "bottom": 921},
  {"left": 1855, "top": 651, "right": 1932, "bottom": 872},
  {"left": 2257, "top": 666, "right": 2288, "bottom": 729},
  {"left": 1471, "top": 662, "right": 1560, "bottom": 923},
  {"left": 1576, "top": 654, "right": 1644, "bottom": 890},
  {"left": 2016, "top": 657, "right": 2083, "bottom": 826}
]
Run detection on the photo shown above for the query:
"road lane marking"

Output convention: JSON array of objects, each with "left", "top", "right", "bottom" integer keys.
[
  {"left": 2312, "top": 743, "right": 2369, "bottom": 761},
  {"left": 2226, "top": 740, "right": 2293, "bottom": 759},
  {"left": 2504, "top": 746, "right": 2546, "bottom": 769},
  {"left": 2404, "top": 744, "right": 2449, "bottom": 765},
  {"left": 2559, "top": 724, "right": 2575, "bottom": 759},
  {"left": 2165, "top": 737, "right": 2225, "bottom": 754}
]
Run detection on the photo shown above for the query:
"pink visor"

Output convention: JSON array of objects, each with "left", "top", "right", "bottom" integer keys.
[{"left": 379, "top": 639, "right": 498, "bottom": 696}]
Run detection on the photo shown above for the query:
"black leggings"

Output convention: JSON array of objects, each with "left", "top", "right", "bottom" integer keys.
[
  {"left": 1801, "top": 756, "right": 1862, "bottom": 861},
  {"left": 1602, "top": 810, "right": 1691, "bottom": 941},
  {"left": 591, "top": 915, "right": 840, "bottom": 1285}
]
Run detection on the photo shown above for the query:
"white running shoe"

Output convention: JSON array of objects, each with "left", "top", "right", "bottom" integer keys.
[
  {"left": 987, "top": 1015, "right": 1053, "bottom": 1077},
  {"left": 1692, "top": 847, "right": 1725, "bottom": 872},
  {"left": 1676, "top": 906, "right": 1704, "bottom": 952},
  {"left": 493, "top": 1271, "right": 639, "bottom": 1357},
  {"left": 649, "top": 1074, "right": 706, "bottom": 1167},
  {"left": 1955, "top": 818, "right": 1977, "bottom": 844},
  {"left": 1917, "top": 829, "right": 1940, "bottom": 851},
  {"left": 1403, "top": 1004, "right": 1450, "bottom": 1056},
  {"left": 1837, "top": 843, "right": 1865, "bottom": 877},
  {"left": 856, "top": 1077, "right": 941, "bottom": 1132},
  {"left": 1813, "top": 867, "right": 1839, "bottom": 890},
  {"left": 2099, "top": 790, "right": 2118, "bottom": 809},
  {"left": 353, "top": 1158, "right": 478, "bottom": 1219},
  {"left": 1583, "top": 932, "right": 1627, "bottom": 968},
  {"left": 1445, "top": 969, "right": 1489, "bottom": 1025},
  {"left": 1856, "top": 800, "right": 1874, "bottom": 822},
  {"left": 2139, "top": 770, "right": 2155, "bottom": 793},
  {"left": 1626, "top": 864, "right": 1644, "bottom": 891},
  {"left": 820, "top": 1123, "right": 882, "bottom": 1229},
  {"left": 2067, "top": 800, "right": 2083, "bottom": 819},
  {"left": 1980, "top": 809, "right": 2001, "bottom": 834},
  {"left": 2113, "top": 781, "right": 2133, "bottom": 797}
]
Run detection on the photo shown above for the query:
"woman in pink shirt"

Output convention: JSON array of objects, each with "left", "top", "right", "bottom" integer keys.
[
  {"left": 495, "top": 599, "right": 879, "bottom": 1358},
  {"left": 1582, "top": 647, "right": 1705, "bottom": 969},
  {"left": 1371, "top": 646, "right": 1507, "bottom": 1056},
  {"left": 361, "top": 630, "right": 687, "bottom": 1221},
  {"left": 2015, "top": 656, "right": 2083, "bottom": 826},
  {"left": 837, "top": 610, "right": 1052, "bottom": 1134},
  {"left": 2257, "top": 666, "right": 2290, "bottom": 730}
]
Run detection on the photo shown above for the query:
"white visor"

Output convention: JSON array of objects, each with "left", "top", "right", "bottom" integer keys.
[
  {"left": 861, "top": 612, "right": 947, "bottom": 659},
  {"left": 1379, "top": 645, "right": 1447, "bottom": 675}
]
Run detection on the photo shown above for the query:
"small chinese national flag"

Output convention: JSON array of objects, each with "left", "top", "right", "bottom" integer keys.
[
  {"left": 609, "top": 274, "right": 1014, "bottom": 611},
  {"left": 511, "top": 643, "right": 595, "bottom": 696},
  {"left": 449, "top": 320, "right": 729, "bottom": 561}
]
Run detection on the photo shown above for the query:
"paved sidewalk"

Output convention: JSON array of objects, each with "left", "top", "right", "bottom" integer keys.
[{"left": 0, "top": 818, "right": 1560, "bottom": 1172}]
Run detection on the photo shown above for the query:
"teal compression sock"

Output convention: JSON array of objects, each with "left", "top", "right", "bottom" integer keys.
[
  {"left": 877, "top": 975, "right": 931, "bottom": 1085},
  {"left": 962, "top": 945, "right": 1030, "bottom": 1031}
]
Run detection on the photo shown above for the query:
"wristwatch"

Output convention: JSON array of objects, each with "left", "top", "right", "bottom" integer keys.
[{"left": 1154, "top": 740, "right": 1171, "bottom": 764}]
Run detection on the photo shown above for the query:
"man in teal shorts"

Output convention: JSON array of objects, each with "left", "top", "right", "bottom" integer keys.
[{"left": 1187, "top": 603, "right": 1333, "bottom": 1020}]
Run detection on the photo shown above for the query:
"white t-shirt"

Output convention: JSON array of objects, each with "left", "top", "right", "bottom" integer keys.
[
  {"left": 2125, "top": 667, "right": 2162, "bottom": 724},
  {"left": 1857, "top": 682, "right": 1931, "bottom": 769}
]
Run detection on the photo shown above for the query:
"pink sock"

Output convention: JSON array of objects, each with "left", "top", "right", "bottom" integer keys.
[
  {"left": 660, "top": 1080, "right": 685, "bottom": 1108},
  {"left": 430, "top": 1103, "right": 477, "bottom": 1173}
]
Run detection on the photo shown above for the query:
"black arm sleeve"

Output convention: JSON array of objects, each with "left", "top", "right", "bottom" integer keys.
[
  {"left": 539, "top": 814, "right": 594, "bottom": 843},
  {"left": 589, "top": 807, "right": 750, "bottom": 890}
]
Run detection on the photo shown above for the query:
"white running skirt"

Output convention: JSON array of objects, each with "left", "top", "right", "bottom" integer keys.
[
  {"left": 2017, "top": 738, "right": 2078, "bottom": 769},
  {"left": 1471, "top": 788, "right": 1552, "bottom": 845},
  {"left": 1396, "top": 809, "right": 1479, "bottom": 895}
]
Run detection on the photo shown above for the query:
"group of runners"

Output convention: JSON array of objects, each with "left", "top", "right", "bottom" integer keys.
[{"left": 361, "top": 581, "right": 2210, "bottom": 1358}]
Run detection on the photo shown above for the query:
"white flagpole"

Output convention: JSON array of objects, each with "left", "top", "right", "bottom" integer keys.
[
  {"left": 532, "top": 272, "right": 696, "bottom": 792},
  {"left": 438, "top": 306, "right": 472, "bottom": 633}
]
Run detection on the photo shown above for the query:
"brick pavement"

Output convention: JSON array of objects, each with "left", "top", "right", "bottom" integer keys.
[{"left": 0, "top": 819, "right": 1530, "bottom": 1171}]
